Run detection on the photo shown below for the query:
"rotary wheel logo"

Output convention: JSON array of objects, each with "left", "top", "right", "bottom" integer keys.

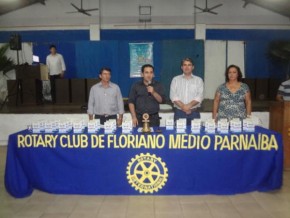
[{"left": 126, "top": 153, "right": 168, "bottom": 194}]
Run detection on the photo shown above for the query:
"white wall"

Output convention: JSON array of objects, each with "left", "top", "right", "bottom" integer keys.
[
  {"left": 204, "top": 40, "right": 226, "bottom": 99},
  {"left": 204, "top": 40, "right": 246, "bottom": 99},
  {"left": 227, "top": 41, "right": 245, "bottom": 77},
  {"left": 0, "top": 0, "right": 289, "bottom": 30}
]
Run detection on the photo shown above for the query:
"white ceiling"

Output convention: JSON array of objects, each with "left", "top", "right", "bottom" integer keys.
[{"left": 0, "top": 0, "right": 289, "bottom": 29}]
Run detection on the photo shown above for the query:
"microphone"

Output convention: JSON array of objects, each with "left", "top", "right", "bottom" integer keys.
[{"left": 147, "top": 81, "right": 153, "bottom": 96}]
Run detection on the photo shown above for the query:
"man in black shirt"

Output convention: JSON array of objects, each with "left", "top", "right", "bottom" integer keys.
[{"left": 128, "top": 64, "right": 166, "bottom": 127}]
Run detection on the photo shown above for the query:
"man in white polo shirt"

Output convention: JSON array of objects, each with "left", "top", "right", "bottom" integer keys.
[
  {"left": 46, "top": 45, "right": 66, "bottom": 103},
  {"left": 276, "top": 78, "right": 290, "bottom": 102},
  {"left": 170, "top": 57, "right": 204, "bottom": 126}
]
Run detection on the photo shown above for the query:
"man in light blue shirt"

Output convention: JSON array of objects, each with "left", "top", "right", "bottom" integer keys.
[{"left": 87, "top": 67, "right": 124, "bottom": 125}]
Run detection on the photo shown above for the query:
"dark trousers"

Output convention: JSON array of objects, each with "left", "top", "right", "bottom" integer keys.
[
  {"left": 50, "top": 75, "right": 61, "bottom": 103},
  {"left": 137, "top": 113, "right": 160, "bottom": 127},
  {"left": 174, "top": 108, "right": 200, "bottom": 126},
  {"left": 95, "top": 115, "right": 117, "bottom": 125}
]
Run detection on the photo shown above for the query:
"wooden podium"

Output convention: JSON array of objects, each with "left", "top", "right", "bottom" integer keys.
[
  {"left": 6, "top": 65, "right": 42, "bottom": 106},
  {"left": 270, "top": 101, "right": 290, "bottom": 169}
]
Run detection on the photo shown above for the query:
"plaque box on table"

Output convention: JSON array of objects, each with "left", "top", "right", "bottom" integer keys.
[
  {"left": 217, "top": 119, "right": 229, "bottom": 134},
  {"left": 205, "top": 119, "right": 216, "bottom": 134},
  {"left": 88, "top": 119, "right": 101, "bottom": 133},
  {"left": 176, "top": 119, "right": 186, "bottom": 133},
  {"left": 51, "top": 120, "right": 59, "bottom": 132},
  {"left": 122, "top": 121, "right": 133, "bottom": 134},
  {"left": 73, "top": 121, "right": 84, "bottom": 134},
  {"left": 191, "top": 119, "right": 201, "bottom": 134},
  {"left": 243, "top": 118, "right": 255, "bottom": 132},
  {"left": 31, "top": 122, "right": 41, "bottom": 133},
  {"left": 44, "top": 121, "right": 54, "bottom": 133},
  {"left": 59, "top": 122, "right": 69, "bottom": 133},
  {"left": 165, "top": 119, "right": 174, "bottom": 130},
  {"left": 104, "top": 120, "right": 116, "bottom": 134},
  {"left": 230, "top": 119, "right": 242, "bottom": 133}
]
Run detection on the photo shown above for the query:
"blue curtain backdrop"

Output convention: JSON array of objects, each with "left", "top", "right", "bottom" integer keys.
[
  {"left": 161, "top": 40, "right": 204, "bottom": 97},
  {"left": 33, "top": 40, "right": 184, "bottom": 98},
  {"left": 22, "top": 38, "right": 290, "bottom": 96},
  {"left": 74, "top": 41, "right": 119, "bottom": 80},
  {"left": 1, "top": 29, "right": 290, "bottom": 95},
  {"left": 245, "top": 41, "right": 269, "bottom": 79}
]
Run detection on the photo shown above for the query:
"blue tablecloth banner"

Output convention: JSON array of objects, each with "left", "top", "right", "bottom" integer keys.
[{"left": 5, "top": 126, "right": 283, "bottom": 198}]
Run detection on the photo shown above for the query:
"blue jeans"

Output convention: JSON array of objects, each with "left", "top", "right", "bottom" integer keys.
[{"left": 174, "top": 108, "right": 200, "bottom": 126}]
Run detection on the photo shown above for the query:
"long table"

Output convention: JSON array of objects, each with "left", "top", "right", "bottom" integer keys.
[{"left": 5, "top": 126, "right": 283, "bottom": 198}]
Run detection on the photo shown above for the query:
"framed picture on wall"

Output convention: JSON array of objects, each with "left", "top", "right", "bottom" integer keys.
[{"left": 129, "top": 42, "right": 153, "bottom": 77}]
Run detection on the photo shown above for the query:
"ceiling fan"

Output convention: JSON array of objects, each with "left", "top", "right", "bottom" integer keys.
[
  {"left": 67, "top": 0, "right": 98, "bottom": 16},
  {"left": 194, "top": 0, "right": 223, "bottom": 15}
]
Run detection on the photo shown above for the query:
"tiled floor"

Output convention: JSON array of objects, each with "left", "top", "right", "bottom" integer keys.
[{"left": 0, "top": 146, "right": 289, "bottom": 218}]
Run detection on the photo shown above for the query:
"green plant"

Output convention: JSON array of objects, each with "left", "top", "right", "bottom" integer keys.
[{"left": 0, "top": 44, "right": 14, "bottom": 74}]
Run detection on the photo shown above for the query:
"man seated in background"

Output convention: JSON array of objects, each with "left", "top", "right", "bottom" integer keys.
[
  {"left": 87, "top": 67, "right": 124, "bottom": 126},
  {"left": 276, "top": 77, "right": 290, "bottom": 102},
  {"left": 128, "top": 64, "right": 166, "bottom": 127}
]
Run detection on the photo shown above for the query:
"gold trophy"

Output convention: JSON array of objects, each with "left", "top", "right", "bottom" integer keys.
[{"left": 142, "top": 113, "right": 151, "bottom": 133}]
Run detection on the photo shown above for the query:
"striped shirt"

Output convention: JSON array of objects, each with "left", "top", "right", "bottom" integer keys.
[
  {"left": 170, "top": 74, "right": 204, "bottom": 109},
  {"left": 277, "top": 79, "right": 290, "bottom": 101}
]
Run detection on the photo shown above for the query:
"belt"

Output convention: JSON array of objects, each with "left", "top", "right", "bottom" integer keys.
[
  {"left": 175, "top": 108, "right": 199, "bottom": 112},
  {"left": 95, "top": 114, "right": 116, "bottom": 118},
  {"left": 137, "top": 112, "right": 159, "bottom": 116}
]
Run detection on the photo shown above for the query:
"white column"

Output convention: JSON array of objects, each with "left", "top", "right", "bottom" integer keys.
[
  {"left": 89, "top": 24, "right": 100, "bottom": 41},
  {"left": 195, "top": 23, "right": 206, "bottom": 40},
  {"left": 227, "top": 41, "right": 245, "bottom": 77}
]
